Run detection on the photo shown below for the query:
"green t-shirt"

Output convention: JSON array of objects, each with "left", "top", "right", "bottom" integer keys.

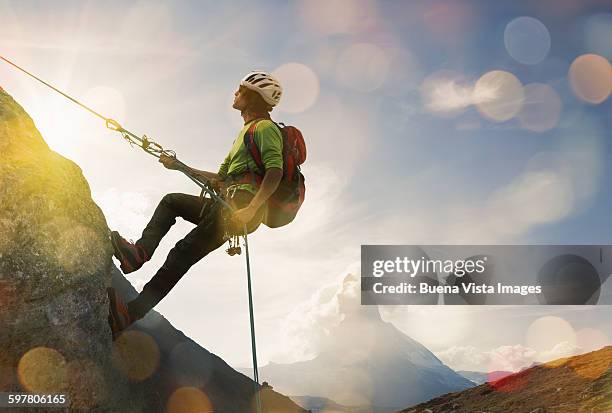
[{"left": 218, "top": 119, "right": 283, "bottom": 194}]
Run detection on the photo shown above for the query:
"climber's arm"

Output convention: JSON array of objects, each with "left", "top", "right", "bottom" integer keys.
[
  {"left": 159, "top": 154, "right": 220, "bottom": 183},
  {"left": 232, "top": 167, "right": 282, "bottom": 226},
  {"left": 247, "top": 167, "right": 283, "bottom": 210},
  {"left": 184, "top": 166, "right": 220, "bottom": 182}
]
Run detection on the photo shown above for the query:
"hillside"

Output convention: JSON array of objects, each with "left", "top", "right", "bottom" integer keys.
[{"left": 399, "top": 346, "right": 612, "bottom": 413}]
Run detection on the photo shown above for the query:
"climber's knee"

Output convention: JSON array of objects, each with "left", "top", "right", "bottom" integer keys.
[{"left": 161, "top": 193, "right": 181, "bottom": 207}]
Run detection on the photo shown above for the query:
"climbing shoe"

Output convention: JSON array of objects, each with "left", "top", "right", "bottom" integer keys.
[
  {"left": 107, "top": 287, "right": 134, "bottom": 340},
  {"left": 110, "top": 231, "right": 149, "bottom": 274}
]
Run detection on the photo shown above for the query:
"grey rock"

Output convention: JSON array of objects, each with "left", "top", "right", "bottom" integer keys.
[{"left": 1, "top": 85, "right": 122, "bottom": 412}]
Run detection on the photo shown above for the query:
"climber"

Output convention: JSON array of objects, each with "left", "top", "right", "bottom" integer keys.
[{"left": 107, "top": 71, "right": 284, "bottom": 338}]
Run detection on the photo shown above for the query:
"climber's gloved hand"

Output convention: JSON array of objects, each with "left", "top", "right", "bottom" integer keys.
[
  {"left": 159, "top": 153, "right": 179, "bottom": 170},
  {"left": 210, "top": 178, "right": 225, "bottom": 193}
]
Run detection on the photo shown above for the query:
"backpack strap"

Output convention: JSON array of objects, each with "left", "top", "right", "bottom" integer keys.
[
  {"left": 242, "top": 120, "right": 264, "bottom": 186},
  {"left": 244, "top": 120, "right": 264, "bottom": 173}
]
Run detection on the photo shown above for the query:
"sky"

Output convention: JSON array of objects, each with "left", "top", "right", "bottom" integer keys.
[{"left": 1, "top": 0, "right": 611, "bottom": 372}]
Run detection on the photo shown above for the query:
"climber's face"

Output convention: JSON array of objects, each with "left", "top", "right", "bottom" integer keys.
[{"left": 232, "top": 85, "right": 248, "bottom": 111}]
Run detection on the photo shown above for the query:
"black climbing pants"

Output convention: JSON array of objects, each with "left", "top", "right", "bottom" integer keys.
[{"left": 127, "top": 191, "right": 263, "bottom": 320}]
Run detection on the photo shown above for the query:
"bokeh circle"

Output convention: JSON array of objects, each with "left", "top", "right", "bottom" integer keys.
[
  {"left": 568, "top": 54, "right": 612, "bottom": 104},
  {"left": 474, "top": 70, "right": 524, "bottom": 122},
  {"left": 273, "top": 62, "right": 320, "bottom": 113},
  {"left": 504, "top": 16, "right": 551, "bottom": 65}
]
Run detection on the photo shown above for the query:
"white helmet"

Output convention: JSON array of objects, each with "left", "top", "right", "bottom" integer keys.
[{"left": 240, "top": 71, "right": 283, "bottom": 107}]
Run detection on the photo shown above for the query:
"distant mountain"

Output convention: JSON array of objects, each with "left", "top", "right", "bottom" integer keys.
[
  {"left": 457, "top": 370, "right": 513, "bottom": 385},
  {"left": 241, "top": 305, "right": 474, "bottom": 412},
  {"left": 289, "top": 395, "right": 375, "bottom": 413},
  {"left": 399, "top": 346, "right": 612, "bottom": 413}
]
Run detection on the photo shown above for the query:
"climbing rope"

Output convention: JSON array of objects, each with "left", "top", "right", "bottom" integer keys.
[{"left": 1, "top": 55, "right": 263, "bottom": 413}]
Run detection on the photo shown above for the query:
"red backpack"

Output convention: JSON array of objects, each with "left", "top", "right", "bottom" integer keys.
[{"left": 243, "top": 120, "right": 306, "bottom": 228}]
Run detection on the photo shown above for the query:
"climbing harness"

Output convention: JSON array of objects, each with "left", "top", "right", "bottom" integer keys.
[{"left": 1, "top": 55, "right": 264, "bottom": 413}]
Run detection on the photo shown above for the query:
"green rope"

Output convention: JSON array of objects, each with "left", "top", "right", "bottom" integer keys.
[{"left": 243, "top": 227, "right": 263, "bottom": 413}]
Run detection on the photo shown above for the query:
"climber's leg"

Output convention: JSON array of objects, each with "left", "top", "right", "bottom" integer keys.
[
  {"left": 107, "top": 287, "right": 136, "bottom": 340},
  {"left": 111, "top": 193, "right": 205, "bottom": 274},
  {"left": 126, "top": 202, "right": 226, "bottom": 320},
  {"left": 136, "top": 193, "right": 206, "bottom": 255},
  {"left": 110, "top": 231, "right": 150, "bottom": 274}
]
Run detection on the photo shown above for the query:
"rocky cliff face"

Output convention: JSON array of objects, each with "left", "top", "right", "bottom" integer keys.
[{"left": 0, "top": 87, "right": 306, "bottom": 413}]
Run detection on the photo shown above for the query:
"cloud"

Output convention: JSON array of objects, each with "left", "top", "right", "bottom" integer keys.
[
  {"left": 539, "top": 341, "right": 582, "bottom": 361},
  {"left": 369, "top": 142, "right": 600, "bottom": 245},
  {"left": 437, "top": 343, "right": 570, "bottom": 372},
  {"left": 273, "top": 262, "right": 372, "bottom": 362},
  {"left": 422, "top": 76, "right": 499, "bottom": 114},
  {"left": 484, "top": 169, "right": 574, "bottom": 237},
  {"left": 436, "top": 345, "right": 489, "bottom": 371},
  {"left": 437, "top": 341, "right": 591, "bottom": 373},
  {"left": 437, "top": 344, "right": 537, "bottom": 372},
  {"left": 274, "top": 274, "right": 345, "bottom": 362},
  {"left": 425, "top": 79, "right": 476, "bottom": 112},
  {"left": 278, "top": 162, "right": 351, "bottom": 239},
  {"left": 487, "top": 345, "right": 538, "bottom": 372},
  {"left": 92, "top": 188, "right": 152, "bottom": 238}
]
